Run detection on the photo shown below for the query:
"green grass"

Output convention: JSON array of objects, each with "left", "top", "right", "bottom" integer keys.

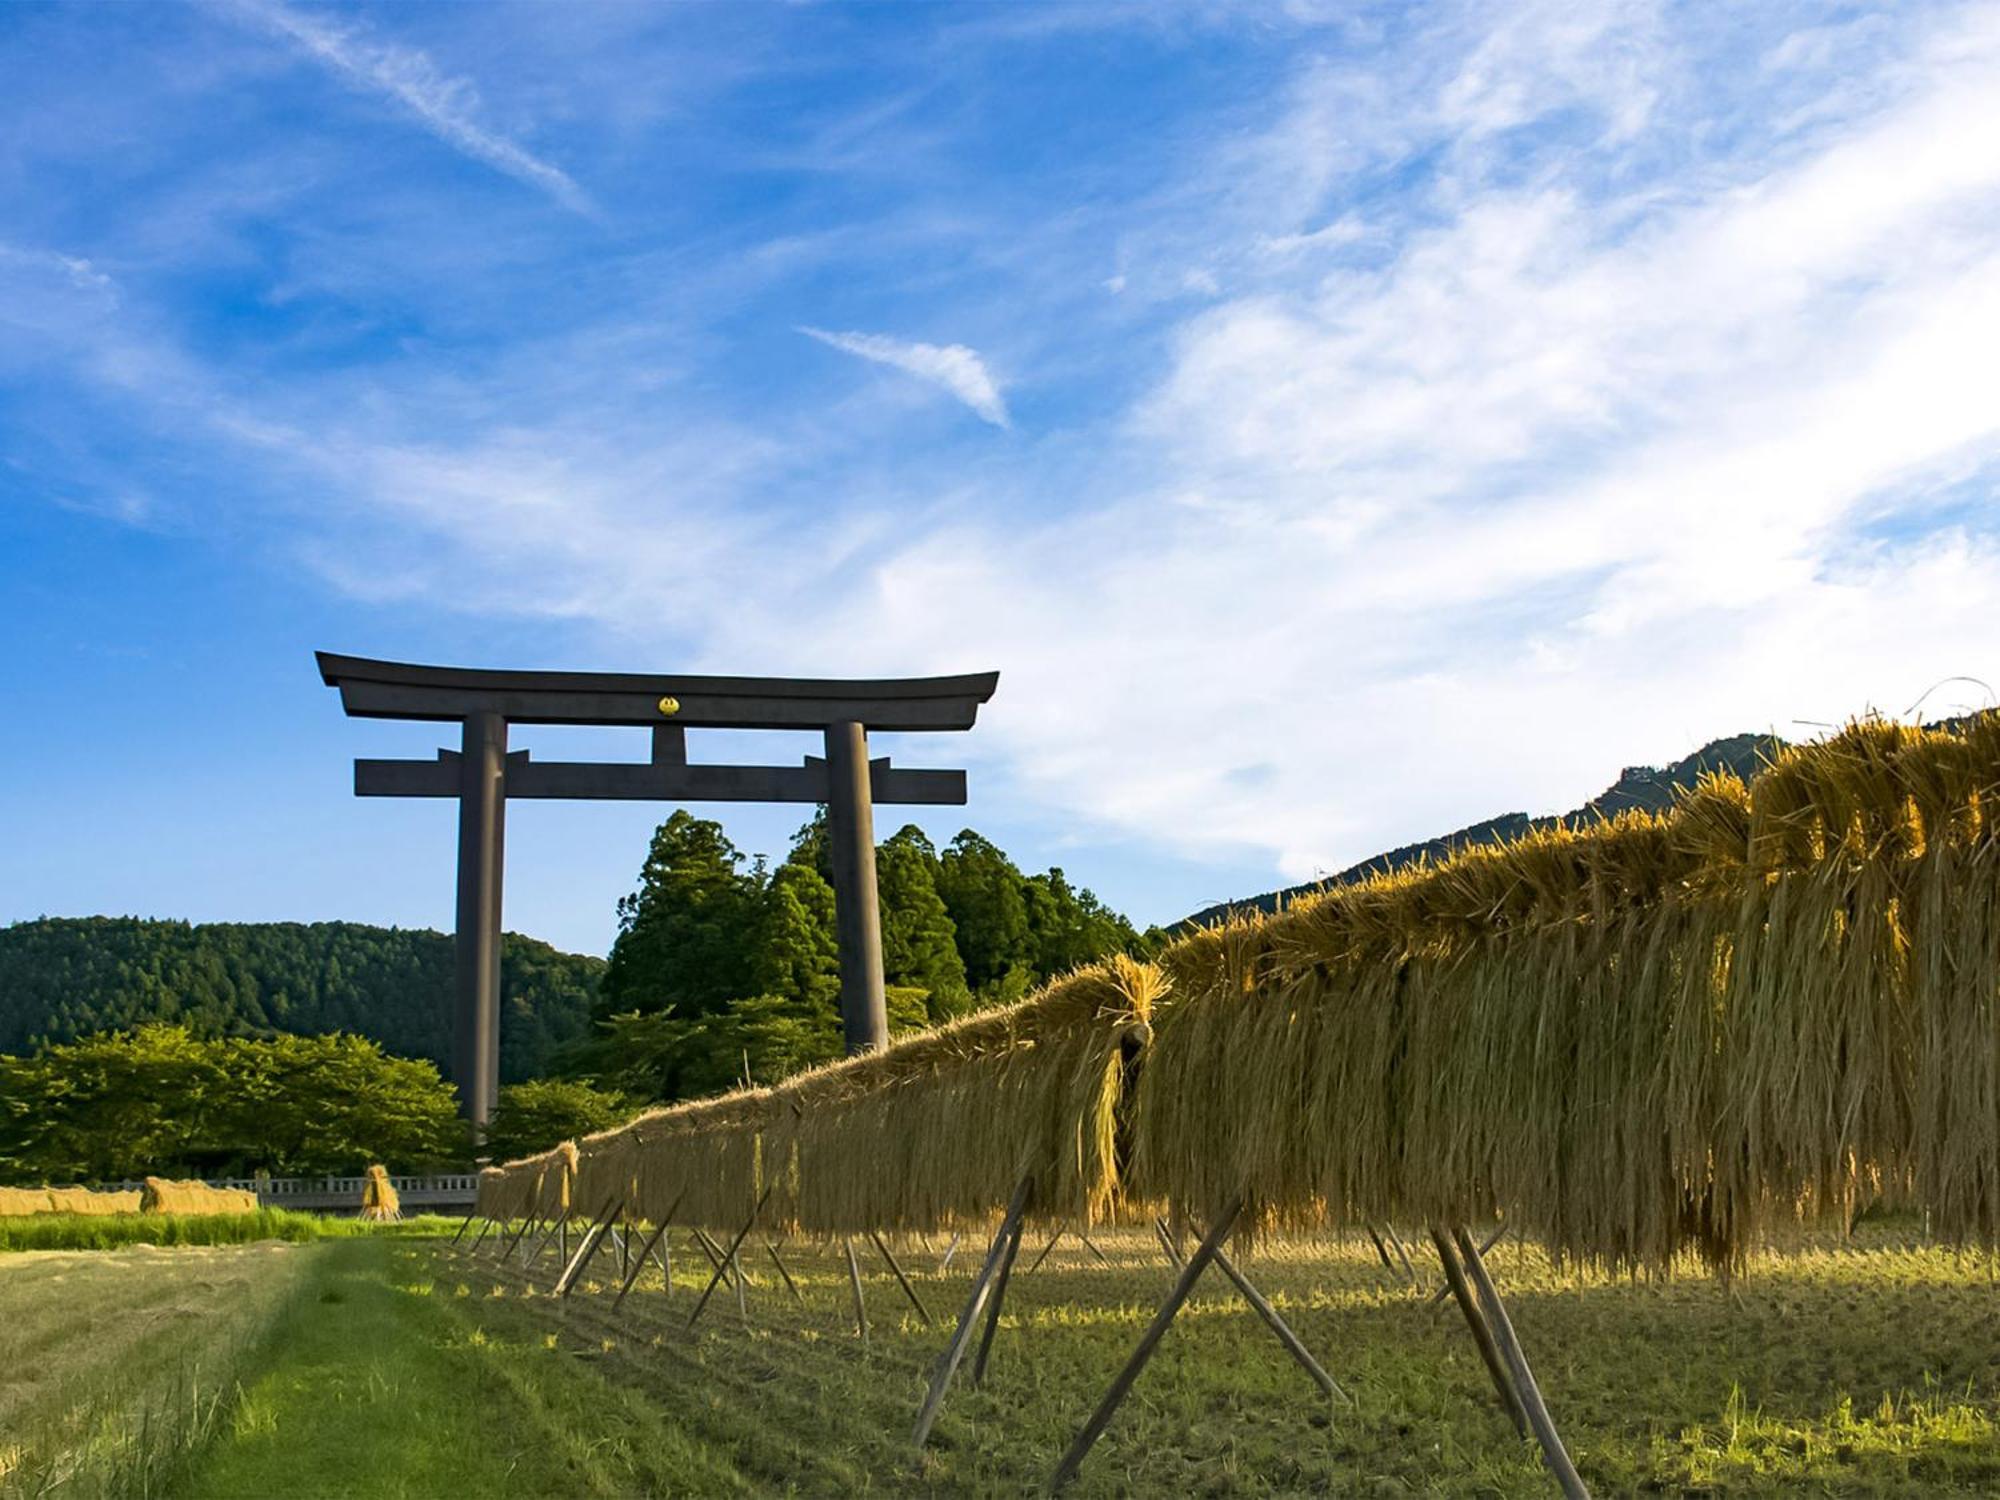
[
  {"left": 0, "top": 1241, "right": 316, "bottom": 1498},
  {"left": 0, "top": 1210, "right": 465, "bottom": 1253},
  {"left": 180, "top": 1238, "right": 741, "bottom": 1498}
]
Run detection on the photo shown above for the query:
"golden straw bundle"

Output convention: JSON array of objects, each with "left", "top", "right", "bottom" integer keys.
[
  {"left": 0, "top": 1187, "right": 53, "bottom": 1216},
  {"left": 568, "top": 956, "right": 1164, "bottom": 1236},
  {"left": 138, "top": 1178, "right": 259, "bottom": 1215},
  {"left": 43, "top": 1187, "right": 141, "bottom": 1215},
  {"left": 1132, "top": 715, "right": 2000, "bottom": 1274},
  {"left": 358, "top": 1165, "right": 401, "bottom": 1221}
]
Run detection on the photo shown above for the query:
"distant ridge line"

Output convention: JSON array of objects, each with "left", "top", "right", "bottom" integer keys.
[{"left": 1181, "top": 731, "right": 1783, "bottom": 931}]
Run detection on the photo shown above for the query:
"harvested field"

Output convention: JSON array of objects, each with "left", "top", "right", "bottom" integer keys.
[{"left": 443, "top": 1217, "right": 2000, "bottom": 1496}]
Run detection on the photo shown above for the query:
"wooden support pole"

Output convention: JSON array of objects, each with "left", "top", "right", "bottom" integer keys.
[
  {"left": 1383, "top": 1224, "right": 1424, "bottom": 1291},
  {"left": 845, "top": 1237, "right": 869, "bottom": 1343},
  {"left": 766, "top": 1243, "right": 804, "bottom": 1303},
  {"left": 1454, "top": 1227, "right": 1590, "bottom": 1499},
  {"left": 691, "top": 1227, "right": 729, "bottom": 1275},
  {"left": 971, "top": 1212, "right": 1026, "bottom": 1387},
  {"left": 1025, "top": 1227, "right": 1065, "bottom": 1274},
  {"left": 1364, "top": 1223, "right": 1395, "bottom": 1272},
  {"left": 524, "top": 1211, "right": 571, "bottom": 1270},
  {"left": 448, "top": 1207, "right": 479, "bottom": 1247},
  {"left": 1430, "top": 1227, "right": 1528, "bottom": 1437},
  {"left": 913, "top": 1178, "right": 1032, "bottom": 1447},
  {"left": 869, "top": 1230, "right": 934, "bottom": 1325},
  {"left": 615, "top": 1213, "right": 678, "bottom": 1309},
  {"left": 938, "top": 1232, "right": 962, "bottom": 1272},
  {"left": 467, "top": 1218, "right": 496, "bottom": 1255},
  {"left": 688, "top": 1189, "right": 771, "bottom": 1330},
  {"left": 1078, "top": 1231, "right": 1109, "bottom": 1265},
  {"left": 555, "top": 1199, "right": 622, "bottom": 1297},
  {"left": 1050, "top": 1198, "right": 1244, "bottom": 1492},
  {"left": 1428, "top": 1223, "right": 1507, "bottom": 1309},
  {"left": 1154, "top": 1217, "right": 1185, "bottom": 1270},
  {"left": 1208, "top": 1242, "right": 1344, "bottom": 1402},
  {"left": 498, "top": 1214, "right": 538, "bottom": 1261},
  {"left": 654, "top": 1229, "right": 673, "bottom": 1291}
]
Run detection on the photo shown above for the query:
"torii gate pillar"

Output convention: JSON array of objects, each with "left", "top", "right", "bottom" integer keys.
[
  {"left": 454, "top": 711, "right": 507, "bottom": 1129},
  {"left": 824, "top": 720, "right": 888, "bottom": 1052}
]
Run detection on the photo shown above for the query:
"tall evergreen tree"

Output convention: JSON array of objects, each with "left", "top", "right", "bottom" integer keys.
[
  {"left": 600, "top": 811, "right": 762, "bottom": 1020},
  {"left": 936, "top": 830, "right": 1035, "bottom": 998},
  {"left": 875, "top": 827, "right": 971, "bottom": 1021}
]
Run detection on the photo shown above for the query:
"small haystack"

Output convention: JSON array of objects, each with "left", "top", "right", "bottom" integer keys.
[
  {"left": 0, "top": 1186, "right": 52, "bottom": 1216},
  {"left": 358, "top": 1165, "right": 401, "bottom": 1221},
  {"left": 139, "top": 1177, "right": 259, "bottom": 1215},
  {"left": 44, "top": 1187, "right": 141, "bottom": 1215}
]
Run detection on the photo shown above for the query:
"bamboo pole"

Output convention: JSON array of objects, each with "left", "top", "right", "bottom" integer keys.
[
  {"left": 467, "top": 1218, "right": 496, "bottom": 1255},
  {"left": 938, "top": 1232, "right": 962, "bottom": 1272},
  {"left": 1430, "top": 1228, "right": 1527, "bottom": 1436},
  {"left": 913, "top": 1177, "right": 1033, "bottom": 1447},
  {"left": 1049, "top": 1198, "right": 1244, "bottom": 1492},
  {"left": 1383, "top": 1224, "right": 1424, "bottom": 1291},
  {"left": 869, "top": 1231, "right": 934, "bottom": 1325},
  {"left": 1428, "top": 1224, "right": 1507, "bottom": 1309},
  {"left": 688, "top": 1189, "right": 771, "bottom": 1330},
  {"left": 615, "top": 1210, "right": 679, "bottom": 1310},
  {"left": 1454, "top": 1227, "right": 1589, "bottom": 1498},
  {"left": 845, "top": 1238, "right": 869, "bottom": 1343},
  {"left": 448, "top": 1207, "right": 479, "bottom": 1247},
  {"left": 1154, "top": 1217, "right": 1185, "bottom": 1270},
  {"left": 555, "top": 1199, "right": 622, "bottom": 1297},
  {"left": 523, "top": 1211, "right": 571, "bottom": 1270},
  {"left": 766, "top": 1243, "right": 804, "bottom": 1304},
  {"left": 1204, "top": 1240, "right": 1344, "bottom": 1402},
  {"left": 971, "top": 1212, "right": 1026, "bottom": 1387},
  {"left": 1025, "top": 1227, "right": 1065, "bottom": 1274},
  {"left": 1078, "top": 1232, "right": 1110, "bottom": 1265}
]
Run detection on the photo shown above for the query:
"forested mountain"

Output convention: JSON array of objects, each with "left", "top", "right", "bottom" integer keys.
[
  {"left": 1184, "top": 732, "right": 1783, "bottom": 928},
  {"left": 0, "top": 918, "right": 600, "bottom": 1081}
]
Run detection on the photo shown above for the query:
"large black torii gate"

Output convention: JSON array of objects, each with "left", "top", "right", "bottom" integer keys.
[{"left": 317, "top": 652, "right": 999, "bottom": 1127}]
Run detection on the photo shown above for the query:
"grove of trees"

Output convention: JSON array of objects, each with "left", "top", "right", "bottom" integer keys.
[{"left": 572, "top": 813, "right": 1156, "bottom": 1100}]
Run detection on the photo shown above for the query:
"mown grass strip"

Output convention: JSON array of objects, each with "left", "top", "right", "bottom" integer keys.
[
  {"left": 0, "top": 1209, "right": 463, "bottom": 1253},
  {"left": 178, "top": 1238, "right": 744, "bottom": 1498}
]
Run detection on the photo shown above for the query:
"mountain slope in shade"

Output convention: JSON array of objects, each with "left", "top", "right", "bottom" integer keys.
[
  {"left": 1183, "top": 732, "right": 1783, "bottom": 930},
  {"left": 0, "top": 917, "right": 602, "bottom": 1080}
]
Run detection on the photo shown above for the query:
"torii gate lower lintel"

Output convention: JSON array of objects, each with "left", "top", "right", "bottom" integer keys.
[{"left": 317, "top": 652, "right": 999, "bottom": 1128}]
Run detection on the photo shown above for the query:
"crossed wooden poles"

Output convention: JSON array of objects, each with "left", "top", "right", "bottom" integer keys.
[{"left": 442, "top": 1196, "right": 1587, "bottom": 1497}]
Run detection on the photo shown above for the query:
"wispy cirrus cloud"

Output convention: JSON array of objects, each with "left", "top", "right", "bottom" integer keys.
[
  {"left": 221, "top": 0, "right": 594, "bottom": 215},
  {"left": 799, "top": 327, "right": 1011, "bottom": 428}
]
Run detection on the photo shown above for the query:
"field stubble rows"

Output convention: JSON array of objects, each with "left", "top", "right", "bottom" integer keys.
[{"left": 441, "top": 1217, "right": 2000, "bottom": 1496}]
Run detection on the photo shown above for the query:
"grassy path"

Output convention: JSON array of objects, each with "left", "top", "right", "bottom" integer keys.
[{"left": 179, "top": 1237, "right": 744, "bottom": 1498}]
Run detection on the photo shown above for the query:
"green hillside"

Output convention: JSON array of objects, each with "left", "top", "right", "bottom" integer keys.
[{"left": 0, "top": 917, "right": 601, "bottom": 1082}]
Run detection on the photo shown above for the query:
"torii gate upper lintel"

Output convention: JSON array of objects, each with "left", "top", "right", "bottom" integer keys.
[{"left": 316, "top": 651, "right": 999, "bottom": 1128}]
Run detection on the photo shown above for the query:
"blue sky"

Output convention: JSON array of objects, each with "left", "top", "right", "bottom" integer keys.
[{"left": 4, "top": 1, "right": 1999, "bottom": 956}]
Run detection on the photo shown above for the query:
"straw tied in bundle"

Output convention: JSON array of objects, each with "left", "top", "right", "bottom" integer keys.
[
  {"left": 1133, "top": 715, "right": 2000, "bottom": 1277},
  {"left": 138, "top": 1178, "right": 258, "bottom": 1215},
  {"left": 563, "top": 956, "right": 1163, "bottom": 1240}
]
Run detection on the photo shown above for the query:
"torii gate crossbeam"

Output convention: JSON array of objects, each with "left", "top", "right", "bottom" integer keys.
[{"left": 318, "top": 652, "right": 998, "bottom": 1129}]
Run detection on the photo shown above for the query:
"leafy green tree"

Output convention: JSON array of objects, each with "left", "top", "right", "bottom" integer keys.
[
  {"left": 601, "top": 812, "right": 762, "bottom": 1020},
  {"left": 1024, "top": 868, "right": 1147, "bottom": 979},
  {"left": 936, "top": 831, "right": 1035, "bottom": 997},
  {"left": 750, "top": 862, "right": 841, "bottom": 1017},
  {"left": 0, "top": 1025, "right": 461, "bottom": 1182},
  {"left": 482, "top": 1078, "right": 637, "bottom": 1163},
  {"left": 876, "top": 826, "right": 971, "bottom": 1021}
]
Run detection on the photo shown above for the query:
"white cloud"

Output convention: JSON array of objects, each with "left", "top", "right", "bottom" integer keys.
[
  {"left": 223, "top": 0, "right": 594, "bottom": 214},
  {"left": 798, "top": 327, "right": 1011, "bottom": 428}
]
